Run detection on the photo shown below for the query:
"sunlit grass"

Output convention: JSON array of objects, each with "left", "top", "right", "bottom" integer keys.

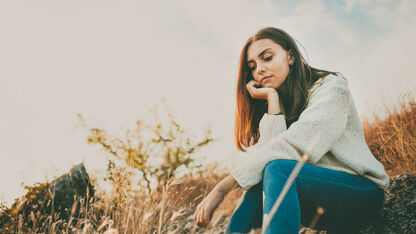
[{"left": 363, "top": 92, "right": 416, "bottom": 176}]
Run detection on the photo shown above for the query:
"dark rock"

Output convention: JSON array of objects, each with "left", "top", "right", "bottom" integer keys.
[
  {"left": 49, "top": 163, "right": 95, "bottom": 221},
  {"left": 0, "top": 163, "right": 94, "bottom": 232},
  {"left": 359, "top": 173, "right": 416, "bottom": 234}
]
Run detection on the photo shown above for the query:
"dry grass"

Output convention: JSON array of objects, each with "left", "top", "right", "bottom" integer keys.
[
  {"left": 363, "top": 93, "right": 416, "bottom": 176},
  {"left": 0, "top": 165, "right": 239, "bottom": 233},
  {"left": 1, "top": 93, "right": 415, "bottom": 233}
]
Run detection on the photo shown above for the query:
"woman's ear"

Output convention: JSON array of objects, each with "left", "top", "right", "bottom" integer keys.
[{"left": 288, "top": 50, "right": 295, "bottom": 65}]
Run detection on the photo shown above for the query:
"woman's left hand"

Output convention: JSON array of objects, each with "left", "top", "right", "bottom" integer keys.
[
  {"left": 193, "top": 188, "right": 225, "bottom": 228},
  {"left": 246, "top": 80, "right": 278, "bottom": 100}
]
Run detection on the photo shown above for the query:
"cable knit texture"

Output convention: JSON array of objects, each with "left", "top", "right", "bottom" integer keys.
[{"left": 228, "top": 74, "right": 390, "bottom": 191}]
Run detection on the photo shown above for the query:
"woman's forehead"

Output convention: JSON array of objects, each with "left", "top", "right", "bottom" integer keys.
[{"left": 247, "top": 39, "right": 283, "bottom": 61}]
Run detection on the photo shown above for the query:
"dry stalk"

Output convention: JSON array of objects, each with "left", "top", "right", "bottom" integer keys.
[{"left": 309, "top": 206, "right": 325, "bottom": 229}]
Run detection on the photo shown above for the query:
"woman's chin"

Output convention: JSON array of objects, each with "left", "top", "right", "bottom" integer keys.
[{"left": 263, "top": 83, "right": 278, "bottom": 89}]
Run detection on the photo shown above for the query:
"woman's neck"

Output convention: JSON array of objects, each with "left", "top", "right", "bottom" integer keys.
[{"left": 277, "top": 85, "right": 288, "bottom": 101}]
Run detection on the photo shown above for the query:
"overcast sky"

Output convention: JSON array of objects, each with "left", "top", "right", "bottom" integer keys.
[{"left": 1, "top": 0, "right": 415, "bottom": 205}]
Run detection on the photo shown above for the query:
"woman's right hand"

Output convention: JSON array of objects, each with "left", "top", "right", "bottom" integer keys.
[
  {"left": 246, "top": 79, "right": 278, "bottom": 101},
  {"left": 193, "top": 188, "right": 225, "bottom": 228}
]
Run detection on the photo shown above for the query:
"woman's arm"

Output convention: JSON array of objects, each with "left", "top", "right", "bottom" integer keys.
[
  {"left": 215, "top": 174, "right": 239, "bottom": 194},
  {"left": 254, "top": 91, "right": 286, "bottom": 148},
  {"left": 193, "top": 174, "right": 238, "bottom": 227},
  {"left": 266, "top": 91, "right": 281, "bottom": 115}
]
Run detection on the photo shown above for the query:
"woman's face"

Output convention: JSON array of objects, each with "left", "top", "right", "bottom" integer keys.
[{"left": 247, "top": 38, "right": 294, "bottom": 89}]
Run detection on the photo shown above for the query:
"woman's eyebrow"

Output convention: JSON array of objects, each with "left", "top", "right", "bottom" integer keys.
[{"left": 247, "top": 48, "right": 272, "bottom": 64}]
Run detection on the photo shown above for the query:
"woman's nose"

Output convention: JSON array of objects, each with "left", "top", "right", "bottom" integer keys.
[{"left": 256, "top": 64, "right": 266, "bottom": 76}]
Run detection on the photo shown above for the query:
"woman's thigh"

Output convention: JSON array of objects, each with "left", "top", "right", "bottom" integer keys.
[{"left": 293, "top": 161, "right": 385, "bottom": 233}]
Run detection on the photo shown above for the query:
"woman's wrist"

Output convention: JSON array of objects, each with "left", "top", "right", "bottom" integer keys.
[
  {"left": 267, "top": 92, "right": 281, "bottom": 114},
  {"left": 267, "top": 90, "right": 279, "bottom": 101}
]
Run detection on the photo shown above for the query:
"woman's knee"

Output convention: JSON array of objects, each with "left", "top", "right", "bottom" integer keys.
[
  {"left": 264, "top": 159, "right": 297, "bottom": 178},
  {"left": 263, "top": 160, "right": 298, "bottom": 193}
]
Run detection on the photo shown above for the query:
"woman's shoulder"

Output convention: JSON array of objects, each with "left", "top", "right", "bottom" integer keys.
[
  {"left": 316, "top": 73, "right": 349, "bottom": 91},
  {"left": 320, "top": 73, "right": 348, "bottom": 89},
  {"left": 308, "top": 73, "right": 350, "bottom": 103}
]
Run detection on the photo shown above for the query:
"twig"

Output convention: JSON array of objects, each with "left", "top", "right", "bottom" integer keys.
[{"left": 309, "top": 206, "right": 325, "bottom": 229}]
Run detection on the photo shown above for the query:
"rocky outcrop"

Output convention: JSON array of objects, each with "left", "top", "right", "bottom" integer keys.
[
  {"left": 49, "top": 163, "right": 95, "bottom": 221},
  {"left": 359, "top": 173, "right": 416, "bottom": 234}
]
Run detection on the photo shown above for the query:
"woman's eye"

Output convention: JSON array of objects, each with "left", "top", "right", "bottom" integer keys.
[
  {"left": 264, "top": 56, "right": 273, "bottom": 61},
  {"left": 249, "top": 66, "right": 256, "bottom": 71}
]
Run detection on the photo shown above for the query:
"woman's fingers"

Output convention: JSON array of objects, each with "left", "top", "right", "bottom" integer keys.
[
  {"left": 246, "top": 80, "right": 264, "bottom": 98},
  {"left": 246, "top": 80, "right": 277, "bottom": 101},
  {"left": 194, "top": 201, "right": 215, "bottom": 227},
  {"left": 198, "top": 209, "right": 203, "bottom": 225},
  {"left": 201, "top": 210, "right": 206, "bottom": 226},
  {"left": 246, "top": 80, "right": 259, "bottom": 92},
  {"left": 195, "top": 207, "right": 202, "bottom": 226},
  {"left": 200, "top": 208, "right": 205, "bottom": 224},
  {"left": 203, "top": 209, "right": 208, "bottom": 225},
  {"left": 196, "top": 207, "right": 206, "bottom": 227},
  {"left": 193, "top": 208, "right": 198, "bottom": 223}
]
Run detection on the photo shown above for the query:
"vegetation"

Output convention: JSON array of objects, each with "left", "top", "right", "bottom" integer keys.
[
  {"left": 79, "top": 100, "right": 214, "bottom": 195},
  {"left": 1, "top": 94, "right": 415, "bottom": 233},
  {"left": 363, "top": 92, "right": 416, "bottom": 177}
]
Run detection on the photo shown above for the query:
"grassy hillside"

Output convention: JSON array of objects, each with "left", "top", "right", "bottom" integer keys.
[{"left": 1, "top": 94, "right": 415, "bottom": 233}]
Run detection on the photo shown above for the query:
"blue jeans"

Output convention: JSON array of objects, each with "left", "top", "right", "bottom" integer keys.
[{"left": 225, "top": 160, "right": 384, "bottom": 234}]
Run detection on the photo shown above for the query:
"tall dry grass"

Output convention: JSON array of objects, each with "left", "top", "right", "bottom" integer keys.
[
  {"left": 363, "top": 93, "right": 416, "bottom": 177},
  {"left": 0, "top": 164, "right": 241, "bottom": 233}
]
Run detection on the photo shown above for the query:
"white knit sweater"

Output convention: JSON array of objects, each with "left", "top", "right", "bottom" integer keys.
[{"left": 229, "top": 74, "right": 390, "bottom": 191}]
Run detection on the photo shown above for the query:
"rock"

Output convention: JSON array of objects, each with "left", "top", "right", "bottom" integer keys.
[
  {"left": 359, "top": 173, "right": 416, "bottom": 234},
  {"left": 0, "top": 163, "right": 95, "bottom": 232},
  {"left": 49, "top": 163, "right": 95, "bottom": 221}
]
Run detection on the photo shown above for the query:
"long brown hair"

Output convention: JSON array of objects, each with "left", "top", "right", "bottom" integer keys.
[{"left": 235, "top": 27, "right": 339, "bottom": 151}]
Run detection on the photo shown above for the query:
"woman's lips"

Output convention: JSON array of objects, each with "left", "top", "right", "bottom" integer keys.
[{"left": 262, "top": 76, "right": 272, "bottom": 84}]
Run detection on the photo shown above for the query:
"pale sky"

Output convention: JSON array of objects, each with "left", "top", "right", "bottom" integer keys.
[{"left": 1, "top": 0, "right": 415, "bottom": 205}]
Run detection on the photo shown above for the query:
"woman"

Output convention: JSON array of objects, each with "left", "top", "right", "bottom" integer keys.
[{"left": 193, "top": 27, "right": 389, "bottom": 233}]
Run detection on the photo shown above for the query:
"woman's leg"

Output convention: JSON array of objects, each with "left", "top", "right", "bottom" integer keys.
[
  {"left": 262, "top": 160, "right": 385, "bottom": 234},
  {"left": 224, "top": 182, "right": 263, "bottom": 234},
  {"left": 296, "top": 162, "right": 384, "bottom": 233},
  {"left": 262, "top": 160, "right": 301, "bottom": 234}
]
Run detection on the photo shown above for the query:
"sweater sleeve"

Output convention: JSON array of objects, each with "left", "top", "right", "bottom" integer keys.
[
  {"left": 229, "top": 76, "right": 351, "bottom": 190},
  {"left": 255, "top": 113, "right": 287, "bottom": 148}
]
